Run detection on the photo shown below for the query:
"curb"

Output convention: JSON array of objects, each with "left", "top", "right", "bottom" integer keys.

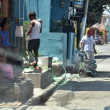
[
  {"left": 45, "top": 74, "right": 78, "bottom": 106},
  {"left": 25, "top": 74, "right": 66, "bottom": 105},
  {"left": 46, "top": 85, "right": 75, "bottom": 106}
]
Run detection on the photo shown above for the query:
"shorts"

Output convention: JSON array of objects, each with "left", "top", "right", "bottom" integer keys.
[
  {"left": 0, "top": 46, "right": 17, "bottom": 57},
  {"left": 86, "top": 51, "right": 94, "bottom": 60}
]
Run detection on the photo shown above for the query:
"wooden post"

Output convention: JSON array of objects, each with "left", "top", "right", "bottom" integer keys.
[{"left": 5, "top": 0, "right": 8, "bottom": 17}]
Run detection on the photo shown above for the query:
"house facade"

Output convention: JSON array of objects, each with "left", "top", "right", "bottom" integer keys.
[
  {"left": 91, "top": 14, "right": 110, "bottom": 43},
  {"left": 8, "top": 0, "right": 68, "bottom": 62},
  {"left": 12, "top": 0, "right": 76, "bottom": 64},
  {"left": 0, "top": 0, "right": 87, "bottom": 65}
]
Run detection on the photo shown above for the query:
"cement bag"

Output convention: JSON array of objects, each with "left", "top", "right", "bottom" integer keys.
[{"left": 0, "top": 63, "right": 14, "bottom": 80}]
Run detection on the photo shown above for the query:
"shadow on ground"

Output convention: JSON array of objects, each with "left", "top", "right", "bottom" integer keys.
[
  {"left": 104, "top": 106, "right": 110, "bottom": 110},
  {"left": 98, "top": 72, "right": 110, "bottom": 77},
  {"left": 95, "top": 55, "right": 110, "bottom": 59},
  {"left": 57, "top": 72, "right": 110, "bottom": 92}
]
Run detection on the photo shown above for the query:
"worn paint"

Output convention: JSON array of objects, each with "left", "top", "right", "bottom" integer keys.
[{"left": 51, "top": 0, "right": 69, "bottom": 20}]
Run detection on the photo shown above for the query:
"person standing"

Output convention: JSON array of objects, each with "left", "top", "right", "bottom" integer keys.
[
  {"left": 27, "top": 11, "right": 42, "bottom": 68},
  {"left": 79, "top": 29, "right": 97, "bottom": 60}
]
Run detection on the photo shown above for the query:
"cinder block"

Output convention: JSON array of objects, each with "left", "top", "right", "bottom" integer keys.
[
  {"left": 22, "top": 73, "right": 41, "bottom": 88},
  {"left": 22, "top": 70, "right": 52, "bottom": 89}
]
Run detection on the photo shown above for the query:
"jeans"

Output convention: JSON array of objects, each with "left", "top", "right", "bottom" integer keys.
[{"left": 28, "top": 39, "right": 40, "bottom": 66}]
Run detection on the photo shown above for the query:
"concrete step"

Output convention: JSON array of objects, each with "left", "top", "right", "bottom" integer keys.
[{"left": 25, "top": 74, "right": 66, "bottom": 105}]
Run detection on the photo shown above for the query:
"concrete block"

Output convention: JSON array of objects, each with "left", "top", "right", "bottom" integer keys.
[
  {"left": 52, "top": 63, "right": 63, "bottom": 76},
  {"left": 0, "top": 79, "right": 34, "bottom": 103},
  {"left": 22, "top": 70, "right": 52, "bottom": 89},
  {"left": 13, "top": 68, "right": 24, "bottom": 76},
  {"left": 22, "top": 73, "right": 41, "bottom": 88}
]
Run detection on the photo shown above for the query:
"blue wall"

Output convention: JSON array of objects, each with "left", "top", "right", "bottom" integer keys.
[
  {"left": 51, "top": 0, "right": 69, "bottom": 20},
  {"left": 12, "top": 0, "right": 65, "bottom": 61}
]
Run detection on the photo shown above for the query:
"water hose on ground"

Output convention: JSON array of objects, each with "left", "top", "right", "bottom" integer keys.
[{"left": 17, "top": 53, "right": 80, "bottom": 86}]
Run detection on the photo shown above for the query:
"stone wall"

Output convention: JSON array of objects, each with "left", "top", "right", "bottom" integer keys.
[{"left": 0, "top": 79, "right": 34, "bottom": 103}]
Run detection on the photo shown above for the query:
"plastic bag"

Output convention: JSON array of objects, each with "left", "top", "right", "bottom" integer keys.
[
  {"left": 52, "top": 57, "right": 59, "bottom": 63},
  {"left": 0, "top": 63, "right": 14, "bottom": 80},
  {"left": 65, "top": 73, "right": 71, "bottom": 81}
]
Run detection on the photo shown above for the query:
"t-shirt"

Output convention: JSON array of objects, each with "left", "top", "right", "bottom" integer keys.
[
  {"left": 80, "top": 35, "right": 94, "bottom": 51},
  {"left": 0, "top": 30, "right": 11, "bottom": 46}
]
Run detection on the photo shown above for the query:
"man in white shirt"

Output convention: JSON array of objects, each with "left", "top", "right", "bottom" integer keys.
[
  {"left": 27, "top": 11, "right": 43, "bottom": 68},
  {"left": 79, "top": 29, "right": 97, "bottom": 60}
]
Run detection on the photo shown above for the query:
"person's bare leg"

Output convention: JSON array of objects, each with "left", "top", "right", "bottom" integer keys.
[{"left": 30, "top": 61, "right": 36, "bottom": 66}]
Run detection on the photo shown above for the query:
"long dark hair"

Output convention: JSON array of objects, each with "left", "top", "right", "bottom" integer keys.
[{"left": 1, "top": 17, "right": 8, "bottom": 28}]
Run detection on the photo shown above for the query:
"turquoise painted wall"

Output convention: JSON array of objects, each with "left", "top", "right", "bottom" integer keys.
[
  {"left": 51, "top": 0, "right": 69, "bottom": 20},
  {"left": 12, "top": 0, "right": 65, "bottom": 61}
]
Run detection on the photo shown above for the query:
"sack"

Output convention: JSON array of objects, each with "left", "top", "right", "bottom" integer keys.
[{"left": 0, "top": 63, "right": 14, "bottom": 80}]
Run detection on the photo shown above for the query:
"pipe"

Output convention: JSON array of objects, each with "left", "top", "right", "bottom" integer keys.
[
  {"left": 79, "top": 0, "right": 89, "bottom": 44},
  {"left": 15, "top": 0, "right": 17, "bottom": 47},
  {"left": 63, "top": 33, "right": 67, "bottom": 70},
  {"left": 18, "top": 0, "right": 21, "bottom": 50},
  {"left": 23, "top": 0, "right": 25, "bottom": 25},
  {"left": 23, "top": 0, "right": 25, "bottom": 50}
]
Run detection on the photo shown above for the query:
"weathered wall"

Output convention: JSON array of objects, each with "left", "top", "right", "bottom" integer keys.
[
  {"left": 12, "top": 0, "right": 65, "bottom": 61},
  {"left": 51, "top": 0, "right": 69, "bottom": 20}
]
